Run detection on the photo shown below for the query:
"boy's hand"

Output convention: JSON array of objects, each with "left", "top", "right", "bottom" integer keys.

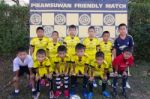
[
  {"left": 29, "top": 74, "right": 34, "bottom": 79},
  {"left": 56, "top": 73, "right": 60, "bottom": 76},
  {"left": 36, "top": 75, "right": 41, "bottom": 80},
  {"left": 89, "top": 77, "right": 94, "bottom": 81},
  {"left": 46, "top": 73, "right": 52, "bottom": 79},
  {"left": 113, "top": 72, "right": 118, "bottom": 77},
  {"left": 13, "top": 76, "right": 19, "bottom": 81},
  {"left": 103, "top": 76, "right": 108, "bottom": 81},
  {"left": 123, "top": 71, "right": 127, "bottom": 76}
]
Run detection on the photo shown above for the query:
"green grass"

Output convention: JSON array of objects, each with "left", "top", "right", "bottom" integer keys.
[{"left": 0, "top": 57, "right": 150, "bottom": 99}]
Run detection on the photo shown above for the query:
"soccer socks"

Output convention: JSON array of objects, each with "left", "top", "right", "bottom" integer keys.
[
  {"left": 122, "top": 75, "right": 127, "bottom": 94},
  {"left": 64, "top": 75, "right": 69, "bottom": 90},
  {"left": 113, "top": 77, "right": 118, "bottom": 94},
  {"left": 55, "top": 76, "right": 61, "bottom": 91},
  {"left": 36, "top": 80, "right": 40, "bottom": 92},
  {"left": 102, "top": 81, "right": 107, "bottom": 92}
]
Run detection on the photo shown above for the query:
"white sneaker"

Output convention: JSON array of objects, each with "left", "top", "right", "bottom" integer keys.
[
  {"left": 126, "top": 82, "right": 131, "bottom": 89},
  {"left": 93, "top": 80, "right": 97, "bottom": 87}
]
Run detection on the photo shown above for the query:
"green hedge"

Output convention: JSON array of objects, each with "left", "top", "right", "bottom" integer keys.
[
  {"left": 0, "top": 3, "right": 29, "bottom": 56},
  {"left": 0, "top": 2, "right": 150, "bottom": 61},
  {"left": 128, "top": 3, "right": 150, "bottom": 61}
]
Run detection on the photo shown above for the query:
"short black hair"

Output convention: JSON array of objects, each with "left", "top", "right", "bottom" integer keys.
[
  {"left": 88, "top": 26, "right": 95, "bottom": 31},
  {"left": 36, "top": 49, "right": 46, "bottom": 55},
  {"left": 57, "top": 45, "right": 67, "bottom": 53},
  {"left": 95, "top": 51, "right": 104, "bottom": 59},
  {"left": 102, "top": 31, "right": 110, "bottom": 36},
  {"left": 68, "top": 25, "right": 76, "bottom": 30},
  {"left": 123, "top": 47, "right": 132, "bottom": 53},
  {"left": 36, "top": 27, "right": 44, "bottom": 31},
  {"left": 75, "top": 43, "right": 85, "bottom": 51},
  {"left": 17, "top": 47, "right": 27, "bottom": 53},
  {"left": 52, "top": 31, "right": 59, "bottom": 35},
  {"left": 118, "top": 23, "right": 127, "bottom": 29}
]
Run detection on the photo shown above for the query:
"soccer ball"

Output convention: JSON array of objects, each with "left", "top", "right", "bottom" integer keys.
[{"left": 70, "top": 95, "right": 81, "bottom": 99}]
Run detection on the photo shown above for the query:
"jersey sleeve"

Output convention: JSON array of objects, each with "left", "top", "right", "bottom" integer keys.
[
  {"left": 33, "top": 61, "right": 39, "bottom": 69},
  {"left": 13, "top": 59, "right": 19, "bottom": 72},
  {"left": 128, "top": 56, "right": 134, "bottom": 66},
  {"left": 30, "top": 38, "right": 35, "bottom": 47},
  {"left": 45, "top": 59, "right": 51, "bottom": 67}
]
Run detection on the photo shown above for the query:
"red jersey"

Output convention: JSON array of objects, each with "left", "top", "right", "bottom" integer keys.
[{"left": 112, "top": 54, "right": 134, "bottom": 72}]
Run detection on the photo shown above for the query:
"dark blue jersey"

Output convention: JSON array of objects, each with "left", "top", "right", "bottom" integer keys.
[{"left": 114, "top": 35, "right": 134, "bottom": 56}]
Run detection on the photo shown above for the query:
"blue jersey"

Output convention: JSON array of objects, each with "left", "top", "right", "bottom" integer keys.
[{"left": 114, "top": 35, "right": 134, "bottom": 56}]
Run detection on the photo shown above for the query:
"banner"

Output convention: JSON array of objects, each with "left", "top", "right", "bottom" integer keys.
[{"left": 30, "top": 0, "right": 128, "bottom": 38}]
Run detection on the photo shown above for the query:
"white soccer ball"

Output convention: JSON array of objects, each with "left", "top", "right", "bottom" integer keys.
[{"left": 70, "top": 95, "right": 81, "bottom": 99}]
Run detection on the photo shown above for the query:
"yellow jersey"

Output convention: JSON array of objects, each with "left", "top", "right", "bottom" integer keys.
[
  {"left": 99, "top": 40, "right": 113, "bottom": 56},
  {"left": 83, "top": 37, "right": 99, "bottom": 60},
  {"left": 47, "top": 41, "right": 62, "bottom": 58},
  {"left": 54, "top": 54, "right": 71, "bottom": 73},
  {"left": 90, "top": 60, "right": 109, "bottom": 78},
  {"left": 34, "top": 57, "right": 51, "bottom": 77},
  {"left": 64, "top": 36, "right": 80, "bottom": 56},
  {"left": 30, "top": 36, "right": 51, "bottom": 60}
]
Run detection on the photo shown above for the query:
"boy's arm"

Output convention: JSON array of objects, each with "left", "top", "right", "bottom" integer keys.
[
  {"left": 96, "top": 45, "right": 100, "bottom": 52},
  {"left": 64, "top": 62, "right": 69, "bottom": 75},
  {"left": 84, "top": 64, "right": 88, "bottom": 76},
  {"left": 55, "top": 63, "right": 60, "bottom": 74}
]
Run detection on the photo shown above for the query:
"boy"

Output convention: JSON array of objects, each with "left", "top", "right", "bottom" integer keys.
[
  {"left": 83, "top": 26, "right": 99, "bottom": 63},
  {"left": 63, "top": 25, "right": 80, "bottom": 56},
  {"left": 12, "top": 47, "right": 35, "bottom": 96},
  {"left": 47, "top": 31, "right": 62, "bottom": 73},
  {"left": 112, "top": 47, "right": 134, "bottom": 97},
  {"left": 114, "top": 23, "right": 134, "bottom": 88},
  {"left": 54, "top": 45, "right": 71, "bottom": 98},
  {"left": 33, "top": 49, "right": 53, "bottom": 99},
  {"left": 70, "top": 43, "right": 91, "bottom": 99},
  {"left": 47, "top": 31, "right": 62, "bottom": 58},
  {"left": 100, "top": 31, "right": 113, "bottom": 72},
  {"left": 30, "top": 27, "right": 51, "bottom": 60},
  {"left": 90, "top": 51, "right": 110, "bottom": 98}
]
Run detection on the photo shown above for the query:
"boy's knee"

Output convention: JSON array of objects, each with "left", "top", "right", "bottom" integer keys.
[{"left": 13, "top": 76, "right": 19, "bottom": 82}]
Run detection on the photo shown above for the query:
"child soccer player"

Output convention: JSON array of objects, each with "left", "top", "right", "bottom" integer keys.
[
  {"left": 112, "top": 47, "right": 134, "bottom": 97},
  {"left": 90, "top": 51, "right": 110, "bottom": 98},
  {"left": 30, "top": 27, "right": 51, "bottom": 60},
  {"left": 54, "top": 45, "right": 70, "bottom": 98},
  {"left": 33, "top": 49, "right": 54, "bottom": 99},
  {"left": 83, "top": 26, "right": 99, "bottom": 63},
  {"left": 63, "top": 25, "right": 80, "bottom": 56},
  {"left": 12, "top": 47, "right": 35, "bottom": 96},
  {"left": 70, "top": 43, "right": 91, "bottom": 99},
  {"left": 47, "top": 31, "right": 62, "bottom": 58}
]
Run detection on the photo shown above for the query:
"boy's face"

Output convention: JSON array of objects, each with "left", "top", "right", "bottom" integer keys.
[
  {"left": 17, "top": 52, "right": 27, "bottom": 60},
  {"left": 58, "top": 51, "right": 66, "bottom": 58},
  {"left": 37, "top": 54, "right": 46, "bottom": 62},
  {"left": 52, "top": 32, "right": 58, "bottom": 40},
  {"left": 103, "top": 33, "right": 110, "bottom": 41},
  {"left": 123, "top": 51, "right": 132, "bottom": 59},
  {"left": 36, "top": 29, "right": 44, "bottom": 38},
  {"left": 118, "top": 26, "right": 127, "bottom": 36},
  {"left": 68, "top": 28, "right": 76, "bottom": 37},
  {"left": 96, "top": 57, "right": 104, "bottom": 65},
  {"left": 76, "top": 49, "right": 85, "bottom": 57},
  {"left": 88, "top": 29, "right": 95, "bottom": 38}
]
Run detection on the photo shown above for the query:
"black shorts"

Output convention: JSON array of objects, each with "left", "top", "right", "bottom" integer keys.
[{"left": 19, "top": 66, "right": 30, "bottom": 76}]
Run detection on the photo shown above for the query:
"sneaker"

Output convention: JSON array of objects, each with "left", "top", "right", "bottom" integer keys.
[
  {"left": 82, "top": 89, "right": 88, "bottom": 99},
  {"left": 87, "top": 92, "right": 93, "bottom": 99},
  {"left": 54, "top": 90, "right": 61, "bottom": 98},
  {"left": 33, "top": 92, "right": 40, "bottom": 99},
  {"left": 64, "top": 89, "right": 69, "bottom": 98},
  {"left": 49, "top": 90, "right": 54, "bottom": 99},
  {"left": 12, "top": 91, "right": 19, "bottom": 96},
  {"left": 98, "top": 80, "right": 102, "bottom": 86},
  {"left": 32, "top": 91, "right": 37, "bottom": 97},
  {"left": 93, "top": 80, "right": 97, "bottom": 88},
  {"left": 126, "top": 82, "right": 131, "bottom": 89},
  {"left": 122, "top": 91, "right": 128, "bottom": 99},
  {"left": 102, "top": 91, "right": 110, "bottom": 98}
]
